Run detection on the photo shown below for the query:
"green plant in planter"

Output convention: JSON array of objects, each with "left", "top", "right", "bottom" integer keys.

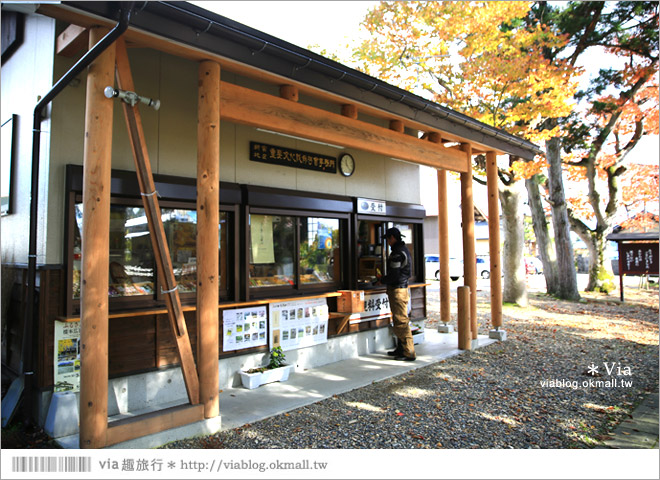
[
  {"left": 246, "top": 346, "right": 287, "bottom": 374},
  {"left": 268, "top": 346, "right": 286, "bottom": 369}
]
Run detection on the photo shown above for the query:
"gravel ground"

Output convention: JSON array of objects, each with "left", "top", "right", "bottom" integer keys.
[{"left": 162, "top": 285, "right": 659, "bottom": 449}]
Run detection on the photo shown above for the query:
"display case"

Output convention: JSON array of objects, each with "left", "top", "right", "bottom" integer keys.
[
  {"left": 69, "top": 198, "right": 232, "bottom": 311},
  {"left": 356, "top": 220, "right": 385, "bottom": 289}
]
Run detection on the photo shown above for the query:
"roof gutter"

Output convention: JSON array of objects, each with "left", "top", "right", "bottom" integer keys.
[{"left": 21, "top": 1, "right": 134, "bottom": 426}]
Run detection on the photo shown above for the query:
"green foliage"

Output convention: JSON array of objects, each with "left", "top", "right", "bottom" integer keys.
[
  {"left": 593, "top": 266, "right": 616, "bottom": 294},
  {"left": 268, "top": 346, "right": 286, "bottom": 370}
]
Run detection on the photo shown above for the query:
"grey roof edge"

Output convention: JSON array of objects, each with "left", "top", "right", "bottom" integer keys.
[
  {"left": 60, "top": 1, "right": 544, "bottom": 160},
  {"left": 607, "top": 232, "right": 659, "bottom": 242}
]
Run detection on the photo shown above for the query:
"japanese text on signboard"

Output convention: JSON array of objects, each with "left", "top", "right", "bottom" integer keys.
[
  {"left": 250, "top": 142, "right": 337, "bottom": 174},
  {"left": 620, "top": 243, "right": 659, "bottom": 275}
]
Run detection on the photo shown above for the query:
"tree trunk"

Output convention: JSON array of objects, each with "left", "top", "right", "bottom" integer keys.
[
  {"left": 571, "top": 222, "right": 617, "bottom": 293},
  {"left": 500, "top": 177, "right": 528, "bottom": 307},
  {"left": 546, "top": 137, "right": 580, "bottom": 300},
  {"left": 525, "top": 174, "right": 559, "bottom": 294}
]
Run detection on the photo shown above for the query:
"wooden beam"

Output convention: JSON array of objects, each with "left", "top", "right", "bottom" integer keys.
[
  {"left": 341, "top": 104, "right": 358, "bottom": 119},
  {"left": 279, "top": 84, "right": 298, "bottom": 102},
  {"left": 106, "top": 404, "right": 204, "bottom": 447},
  {"left": 115, "top": 39, "right": 200, "bottom": 405},
  {"left": 79, "top": 27, "right": 115, "bottom": 449},
  {"left": 220, "top": 82, "right": 468, "bottom": 172},
  {"left": 460, "top": 143, "right": 478, "bottom": 340},
  {"left": 56, "top": 24, "right": 88, "bottom": 57},
  {"left": 197, "top": 60, "right": 220, "bottom": 419},
  {"left": 37, "top": 4, "right": 508, "bottom": 156},
  {"left": 389, "top": 120, "right": 405, "bottom": 133},
  {"left": 486, "top": 151, "right": 503, "bottom": 328}
]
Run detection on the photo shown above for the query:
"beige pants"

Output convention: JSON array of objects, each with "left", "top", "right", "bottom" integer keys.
[{"left": 388, "top": 287, "right": 415, "bottom": 358}]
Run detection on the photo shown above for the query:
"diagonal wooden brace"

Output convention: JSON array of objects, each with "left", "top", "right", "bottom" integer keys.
[{"left": 114, "top": 38, "right": 199, "bottom": 405}]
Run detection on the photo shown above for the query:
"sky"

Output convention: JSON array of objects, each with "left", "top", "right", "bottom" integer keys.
[{"left": 191, "top": 1, "right": 378, "bottom": 50}]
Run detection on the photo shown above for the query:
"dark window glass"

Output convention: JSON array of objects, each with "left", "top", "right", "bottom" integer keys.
[
  {"left": 73, "top": 204, "right": 230, "bottom": 300},
  {"left": 248, "top": 214, "right": 295, "bottom": 287},
  {"left": 300, "top": 217, "right": 340, "bottom": 285},
  {"left": 73, "top": 204, "right": 155, "bottom": 299},
  {"left": 356, "top": 220, "right": 385, "bottom": 289}
]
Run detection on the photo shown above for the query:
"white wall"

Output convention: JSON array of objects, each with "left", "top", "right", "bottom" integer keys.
[{"left": 0, "top": 14, "right": 56, "bottom": 265}]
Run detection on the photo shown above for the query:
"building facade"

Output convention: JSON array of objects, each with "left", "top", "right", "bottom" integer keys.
[{"left": 1, "top": 1, "right": 541, "bottom": 446}]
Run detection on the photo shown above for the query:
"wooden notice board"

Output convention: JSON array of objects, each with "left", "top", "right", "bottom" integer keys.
[{"left": 616, "top": 241, "right": 659, "bottom": 301}]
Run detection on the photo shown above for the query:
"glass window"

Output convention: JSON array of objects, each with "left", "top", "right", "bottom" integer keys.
[
  {"left": 163, "top": 209, "right": 198, "bottom": 294},
  {"left": 73, "top": 203, "right": 230, "bottom": 301},
  {"left": 73, "top": 203, "right": 156, "bottom": 299},
  {"left": 356, "top": 220, "right": 385, "bottom": 289},
  {"left": 162, "top": 209, "right": 230, "bottom": 295},
  {"left": 249, "top": 214, "right": 295, "bottom": 287},
  {"left": 300, "top": 217, "right": 340, "bottom": 284}
]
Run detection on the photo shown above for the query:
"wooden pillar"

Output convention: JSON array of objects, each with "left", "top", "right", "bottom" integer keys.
[
  {"left": 437, "top": 168, "right": 451, "bottom": 323},
  {"left": 115, "top": 39, "right": 199, "bottom": 405},
  {"left": 460, "top": 143, "right": 477, "bottom": 339},
  {"left": 429, "top": 133, "right": 450, "bottom": 324},
  {"left": 486, "top": 151, "right": 503, "bottom": 328},
  {"left": 197, "top": 61, "right": 220, "bottom": 419},
  {"left": 457, "top": 286, "right": 471, "bottom": 350},
  {"left": 79, "top": 27, "right": 115, "bottom": 449}
]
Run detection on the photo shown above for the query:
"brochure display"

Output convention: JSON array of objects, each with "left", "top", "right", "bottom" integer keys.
[
  {"left": 54, "top": 321, "right": 81, "bottom": 393},
  {"left": 270, "top": 298, "right": 329, "bottom": 351},
  {"left": 223, "top": 306, "right": 268, "bottom": 351}
]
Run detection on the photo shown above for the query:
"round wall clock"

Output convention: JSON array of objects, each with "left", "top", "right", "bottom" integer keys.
[{"left": 339, "top": 153, "right": 355, "bottom": 177}]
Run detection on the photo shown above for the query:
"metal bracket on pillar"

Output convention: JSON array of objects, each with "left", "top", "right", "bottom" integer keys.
[{"left": 104, "top": 86, "right": 161, "bottom": 110}]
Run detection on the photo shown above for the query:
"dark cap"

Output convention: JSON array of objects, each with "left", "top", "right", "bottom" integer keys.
[{"left": 383, "top": 227, "right": 404, "bottom": 240}]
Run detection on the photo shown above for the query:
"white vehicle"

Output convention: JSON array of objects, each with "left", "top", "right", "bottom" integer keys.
[{"left": 425, "top": 254, "right": 463, "bottom": 281}]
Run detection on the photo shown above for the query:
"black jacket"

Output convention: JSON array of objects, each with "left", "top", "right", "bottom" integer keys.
[{"left": 381, "top": 241, "right": 411, "bottom": 288}]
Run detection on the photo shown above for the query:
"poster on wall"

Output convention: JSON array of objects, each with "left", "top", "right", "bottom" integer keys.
[
  {"left": 223, "top": 306, "right": 268, "bottom": 351},
  {"left": 54, "top": 321, "right": 81, "bottom": 393},
  {"left": 270, "top": 298, "right": 329, "bottom": 352},
  {"left": 250, "top": 214, "right": 275, "bottom": 264}
]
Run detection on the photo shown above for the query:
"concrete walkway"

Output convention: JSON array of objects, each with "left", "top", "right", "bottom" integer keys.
[
  {"left": 603, "top": 390, "right": 659, "bottom": 449},
  {"left": 57, "top": 330, "right": 496, "bottom": 449}
]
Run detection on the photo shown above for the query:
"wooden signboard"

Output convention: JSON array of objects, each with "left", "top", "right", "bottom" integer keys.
[
  {"left": 617, "top": 241, "right": 659, "bottom": 302},
  {"left": 250, "top": 141, "right": 337, "bottom": 174},
  {"left": 619, "top": 242, "right": 659, "bottom": 275}
]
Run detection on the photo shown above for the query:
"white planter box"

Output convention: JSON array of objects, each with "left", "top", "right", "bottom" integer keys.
[
  {"left": 239, "top": 364, "right": 294, "bottom": 389},
  {"left": 412, "top": 330, "right": 425, "bottom": 345}
]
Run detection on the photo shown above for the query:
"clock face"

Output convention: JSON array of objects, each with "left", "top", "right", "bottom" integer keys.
[{"left": 339, "top": 153, "right": 355, "bottom": 177}]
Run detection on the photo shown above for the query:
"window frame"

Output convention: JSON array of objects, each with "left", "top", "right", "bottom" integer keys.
[
  {"left": 354, "top": 215, "right": 424, "bottom": 290},
  {"left": 64, "top": 164, "right": 240, "bottom": 315},
  {"left": 247, "top": 207, "right": 350, "bottom": 299}
]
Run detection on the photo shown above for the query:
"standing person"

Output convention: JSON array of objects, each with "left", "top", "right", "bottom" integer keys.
[{"left": 379, "top": 227, "right": 416, "bottom": 361}]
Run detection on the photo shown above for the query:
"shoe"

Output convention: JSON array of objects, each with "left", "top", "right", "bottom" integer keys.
[
  {"left": 394, "top": 355, "right": 416, "bottom": 361},
  {"left": 387, "top": 349, "right": 403, "bottom": 357}
]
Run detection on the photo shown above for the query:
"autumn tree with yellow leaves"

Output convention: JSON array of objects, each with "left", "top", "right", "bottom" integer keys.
[
  {"left": 349, "top": 1, "right": 659, "bottom": 298},
  {"left": 351, "top": 1, "right": 581, "bottom": 304}
]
